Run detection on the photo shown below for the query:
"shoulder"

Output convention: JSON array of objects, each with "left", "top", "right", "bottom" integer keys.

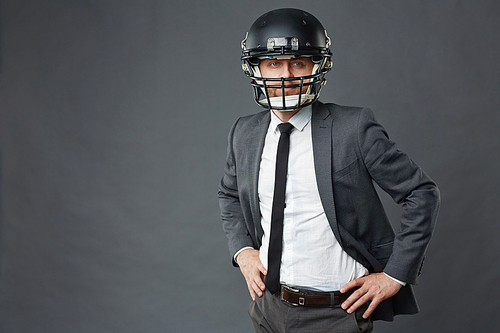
[
  {"left": 230, "top": 110, "right": 269, "bottom": 133},
  {"left": 314, "top": 101, "right": 377, "bottom": 131},
  {"left": 314, "top": 101, "right": 373, "bottom": 120},
  {"left": 226, "top": 110, "right": 270, "bottom": 149}
]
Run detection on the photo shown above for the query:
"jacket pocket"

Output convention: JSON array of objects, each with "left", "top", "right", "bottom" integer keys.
[
  {"left": 333, "top": 158, "right": 358, "bottom": 179},
  {"left": 369, "top": 241, "right": 394, "bottom": 265}
]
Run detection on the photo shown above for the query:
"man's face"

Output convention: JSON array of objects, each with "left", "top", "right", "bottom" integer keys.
[{"left": 259, "top": 57, "right": 314, "bottom": 97}]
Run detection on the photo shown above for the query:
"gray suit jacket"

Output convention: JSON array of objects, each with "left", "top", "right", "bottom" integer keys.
[{"left": 218, "top": 101, "right": 440, "bottom": 321}]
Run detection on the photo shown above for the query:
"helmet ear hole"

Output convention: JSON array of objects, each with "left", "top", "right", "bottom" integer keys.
[
  {"left": 241, "top": 62, "right": 251, "bottom": 76},
  {"left": 311, "top": 56, "right": 322, "bottom": 63}
]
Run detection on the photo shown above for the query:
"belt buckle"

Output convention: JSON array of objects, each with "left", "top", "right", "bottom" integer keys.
[{"left": 280, "top": 285, "right": 305, "bottom": 306}]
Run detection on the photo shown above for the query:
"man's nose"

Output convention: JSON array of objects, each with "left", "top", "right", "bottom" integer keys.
[{"left": 280, "top": 62, "right": 294, "bottom": 78}]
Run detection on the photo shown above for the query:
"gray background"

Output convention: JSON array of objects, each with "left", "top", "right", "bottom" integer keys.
[{"left": 1, "top": 0, "right": 499, "bottom": 332}]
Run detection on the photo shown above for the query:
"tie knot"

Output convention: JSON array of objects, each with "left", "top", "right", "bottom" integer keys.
[{"left": 278, "top": 122, "right": 294, "bottom": 134}]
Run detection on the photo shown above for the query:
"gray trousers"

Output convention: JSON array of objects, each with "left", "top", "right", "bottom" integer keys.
[{"left": 248, "top": 290, "right": 373, "bottom": 333}]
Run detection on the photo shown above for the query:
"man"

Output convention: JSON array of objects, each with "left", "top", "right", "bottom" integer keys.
[{"left": 218, "top": 8, "right": 440, "bottom": 332}]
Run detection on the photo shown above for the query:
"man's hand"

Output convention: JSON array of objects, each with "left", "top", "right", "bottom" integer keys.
[
  {"left": 236, "top": 249, "right": 267, "bottom": 301},
  {"left": 340, "top": 273, "right": 403, "bottom": 319}
]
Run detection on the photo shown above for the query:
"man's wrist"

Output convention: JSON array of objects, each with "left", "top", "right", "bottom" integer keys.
[
  {"left": 383, "top": 272, "right": 407, "bottom": 286},
  {"left": 234, "top": 246, "right": 254, "bottom": 264}
]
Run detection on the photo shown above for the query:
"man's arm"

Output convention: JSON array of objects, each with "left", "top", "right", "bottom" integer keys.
[
  {"left": 340, "top": 108, "right": 440, "bottom": 318},
  {"left": 218, "top": 119, "right": 255, "bottom": 264},
  {"left": 357, "top": 108, "right": 440, "bottom": 283},
  {"left": 218, "top": 119, "right": 267, "bottom": 300}
]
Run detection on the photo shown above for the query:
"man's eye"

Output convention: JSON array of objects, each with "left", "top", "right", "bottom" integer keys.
[{"left": 293, "top": 62, "right": 303, "bottom": 67}]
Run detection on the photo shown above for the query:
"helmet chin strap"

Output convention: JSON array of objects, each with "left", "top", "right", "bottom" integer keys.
[{"left": 259, "top": 94, "right": 315, "bottom": 110}]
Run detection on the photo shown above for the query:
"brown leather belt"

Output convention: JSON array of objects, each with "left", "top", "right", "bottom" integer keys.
[{"left": 277, "top": 284, "right": 355, "bottom": 307}]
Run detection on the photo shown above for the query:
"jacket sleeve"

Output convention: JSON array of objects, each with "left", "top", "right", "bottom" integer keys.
[
  {"left": 218, "top": 118, "right": 256, "bottom": 266},
  {"left": 357, "top": 108, "right": 440, "bottom": 284}
]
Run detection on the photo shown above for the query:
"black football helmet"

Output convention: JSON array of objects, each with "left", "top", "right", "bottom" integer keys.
[{"left": 241, "top": 8, "right": 333, "bottom": 111}]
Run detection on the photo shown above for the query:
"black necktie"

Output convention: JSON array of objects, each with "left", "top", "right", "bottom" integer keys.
[{"left": 267, "top": 122, "right": 294, "bottom": 294}]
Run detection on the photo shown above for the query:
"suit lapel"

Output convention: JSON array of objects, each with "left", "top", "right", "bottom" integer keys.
[
  {"left": 247, "top": 111, "right": 270, "bottom": 244},
  {"left": 311, "top": 102, "right": 343, "bottom": 246}
]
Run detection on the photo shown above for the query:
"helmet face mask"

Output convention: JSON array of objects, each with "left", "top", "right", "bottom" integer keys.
[{"left": 241, "top": 8, "right": 333, "bottom": 111}]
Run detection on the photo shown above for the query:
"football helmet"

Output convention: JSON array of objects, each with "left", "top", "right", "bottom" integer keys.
[{"left": 241, "top": 8, "right": 333, "bottom": 111}]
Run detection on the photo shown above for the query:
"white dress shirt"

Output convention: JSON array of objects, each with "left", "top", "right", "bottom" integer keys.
[{"left": 257, "top": 106, "right": 369, "bottom": 291}]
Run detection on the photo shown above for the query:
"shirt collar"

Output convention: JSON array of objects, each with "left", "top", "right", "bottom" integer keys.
[{"left": 270, "top": 105, "right": 312, "bottom": 133}]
